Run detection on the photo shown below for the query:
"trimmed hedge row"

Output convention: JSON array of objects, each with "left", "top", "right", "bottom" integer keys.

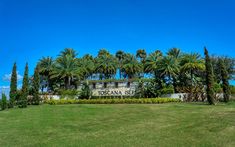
[{"left": 45, "top": 98, "right": 181, "bottom": 105}]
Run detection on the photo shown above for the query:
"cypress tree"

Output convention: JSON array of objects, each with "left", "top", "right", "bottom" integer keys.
[
  {"left": 32, "top": 65, "right": 40, "bottom": 105},
  {"left": 204, "top": 47, "right": 215, "bottom": 105},
  {"left": 219, "top": 59, "right": 230, "bottom": 102},
  {"left": 1, "top": 93, "right": 8, "bottom": 110},
  {"left": 19, "top": 63, "right": 29, "bottom": 108},
  {"left": 9, "top": 62, "right": 17, "bottom": 108}
]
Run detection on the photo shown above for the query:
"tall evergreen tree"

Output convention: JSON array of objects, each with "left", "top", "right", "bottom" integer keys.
[
  {"left": 1, "top": 93, "right": 8, "bottom": 110},
  {"left": 204, "top": 47, "right": 215, "bottom": 105},
  {"left": 32, "top": 65, "right": 40, "bottom": 105},
  {"left": 9, "top": 62, "right": 17, "bottom": 108},
  {"left": 19, "top": 63, "right": 29, "bottom": 108},
  {"left": 219, "top": 59, "right": 230, "bottom": 102}
]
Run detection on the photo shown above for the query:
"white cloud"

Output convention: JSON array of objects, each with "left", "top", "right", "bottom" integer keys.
[
  {"left": 0, "top": 86, "right": 10, "bottom": 89},
  {"left": 2, "top": 71, "right": 23, "bottom": 82},
  {"left": 0, "top": 84, "right": 22, "bottom": 90}
]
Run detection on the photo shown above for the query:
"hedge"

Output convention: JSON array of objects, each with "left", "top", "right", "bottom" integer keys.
[{"left": 45, "top": 98, "right": 181, "bottom": 105}]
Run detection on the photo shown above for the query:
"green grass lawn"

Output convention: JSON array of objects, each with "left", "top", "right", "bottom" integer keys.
[{"left": 0, "top": 102, "right": 235, "bottom": 147}]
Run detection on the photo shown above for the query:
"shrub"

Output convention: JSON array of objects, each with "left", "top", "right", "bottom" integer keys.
[
  {"left": 230, "top": 86, "right": 235, "bottom": 94},
  {"left": 59, "top": 89, "right": 79, "bottom": 99},
  {"left": 45, "top": 98, "right": 181, "bottom": 105},
  {"left": 79, "top": 82, "right": 92, "bottom": 99},
  {"left": 213, "top": 83, "right": 223, "bottom": 93},
  {"left": 160, "top": 85, "right": 174, "bottom": 95},
  {"left": 178, "top": 85, "right": 206, "bottom": 102},
  {"left": 1, "top": 93, "right": 8, "bottom": 110},
  {"left": 18, "top": 93, "right": 28, "bottom": 108}
]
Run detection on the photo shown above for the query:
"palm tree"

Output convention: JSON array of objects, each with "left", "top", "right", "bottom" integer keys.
[
  {"left": 83, "top": 54, "right": 93, "bottom": 61},
  {"left": 38, "top": 56, "right": 54, "bottom": 91},
  {"left": 78, "top": 55, "right": 95, "bottom": 80},
  {"left": 51, "top": 55, "right": 80, "bottom": 89},
  {"left": 167, "top": 48, "right": 181, "bottom": 58},
  {"left": 95, "top": 54, "right": 117, "bottom": 79},
  {"left": 136, "top": 49, "right": 147, "bottom": 63},
  {"left": 166, "top": 48, "right": 181, "bottom": 92},
  {"left": 60, "top": 48, "right": 78, "bottom": 58},
  {"left": 115, "top": 50, "right": 125, "bottom": 79},
  {"left": 144, "top": 50, "right": 164, "bottom": 88},
  {"left": 122, "top": 54, "right": 141, "bottom": 79},
  {"left": 159, "top": 56, "right": 179, "bottom": 85},
  {"left": 98, "top": 49, "right": 110, "bottom": 57},
  {"left": 136, "top": 49, "right": 147, "bottom": 78},
  {"left": 144, "top": 50, "right": 163, "bottom": 76},
  {"left": 180, "top": 53, "right": 205, "bottom": 86}
]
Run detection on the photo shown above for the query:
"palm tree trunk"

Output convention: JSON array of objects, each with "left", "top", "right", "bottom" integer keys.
[
  {"left": 47, "top": 76, "right": 52, "bottom": 92},
  {"left": 68, "top": 77, "right": 71, "bottom": 89},
  {"left": 191, "top": 70, "right": 193, "bottom": 86},
  {"left": 65, "top": 77, "right": 71, "bottom": 89},
  {"left": 173, "top": 77, "right": 177, "bottom": 93},
  {"left": 168, "top": 74, "right": 171, "bottom": 85}
]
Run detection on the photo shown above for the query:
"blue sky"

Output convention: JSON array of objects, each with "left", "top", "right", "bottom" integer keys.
[{"left": 0, "top": 0, "right": 235, "bottom": 89}]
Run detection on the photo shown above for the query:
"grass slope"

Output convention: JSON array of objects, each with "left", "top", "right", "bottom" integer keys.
[{"left": 0, "top": 102, "right": 235, "bottom": 147}]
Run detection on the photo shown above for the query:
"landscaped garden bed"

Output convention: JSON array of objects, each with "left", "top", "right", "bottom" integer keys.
[{"left": 45, "top": 98, "right": 180, "bottom": 105}]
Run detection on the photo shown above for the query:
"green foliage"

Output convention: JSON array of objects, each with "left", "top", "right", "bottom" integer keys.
[
  {"left": 38, "top": 56, "right": 54, "bottom": 91},
  {"left": 51, "top": 52, "right": 79, "bottom": 89},
  {"left": 89, "top": 78, "right": 152, "bottom": 83},
  {"left": 115, "top": 50, "right": 125, "bottom": 79},
  {"left": 19, "top": 63, "right": 29, "bottom": 108},
  {"left": 180, "top": 53, "right": 205, "bottom": 86},
  {"left": 17, "top": 92, "right": 27, "bottom": 108},
  {"left": 144, "top": 81, "right": 160, "bottom": 98},
  {"left": 135, "top": 79, "right": 173, "bottom": 98},
  {"left": 160, "top": 85, "right": 174, "bottom": 95},
  {"left": 144, "top": 50, "right": 163, "bottom": 74},
  {"left": 122, "top": 54, "right": 141, "bottom": 79},
  {"left": 204, "top": 47, "right": 216, "bottom": 105},
  {"left": 9, "top": 62, "right": 17, "bottom": 108},
  {"left": 78, "top": 56, "right": 95, "bottom": 80},
  {"left": 34, "top": 47, "right": 233, "bottom": 105},
  {"left": 45, "top": 98, "right": 181, "bottom": 105},
  {"left": 135, "top": 79, "right": 145, "bottom": 98},
  {"left": 32, "top": 65, "right": 40, "bottom": 105},
  {"left": 213, "top": 83, "right": 223, "bottom": 93},
  {"left": 136, "top": 49, "right": 147, "bottom": 63},
  {"left": 22, "top": 63, "right": 29, "bottom": 95},
  {"left": 211, "top": 56, "right": 235, "bottom": 83},
  {"left": 167, "top": 48, "right": 181, "bottom": 58},
  {"left": 79, "top": 82, "right": 92, "bottom": 99},
  {"left": 219, "top": 59, "right": 230, "bottom": 102},
  {"left": 230, "top": 86, "right": 235, "bottom": 94},
  {"left": 60, "top": 48, "right": 78, "bottom": 58},
  {"left": 1, "top": 93, "right": 8, "bottom": 110},
  {"left": 59, "top": 89, "right": 79, "bottom": 99},
  {"left": 95, "top": 52, "right": 117, "bottom": 79},
  {"left": 135, "top": 80, "right": 159, "bottom": 98},
  {"left": 159, "top": 56, "right": 179, "bottom": 83}
]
